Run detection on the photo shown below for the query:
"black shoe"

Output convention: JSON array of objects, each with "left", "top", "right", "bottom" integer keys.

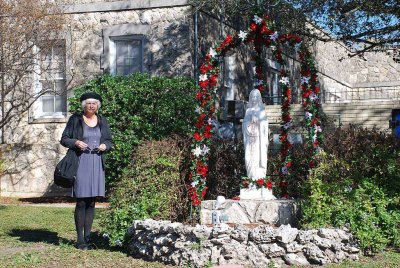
[
  {"left": 84, "top": 237, "right": 97, "bottom": 250},
  {"left": 76, "top": 242, "right": 88, "bottom": 250}
]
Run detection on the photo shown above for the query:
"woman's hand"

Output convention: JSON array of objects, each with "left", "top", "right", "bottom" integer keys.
[
  {"left": 98, "top": 144, "right": 107, "bottom": 152},
  {"left": 75, "top": 140, "right": 88, "bottom": 150}
]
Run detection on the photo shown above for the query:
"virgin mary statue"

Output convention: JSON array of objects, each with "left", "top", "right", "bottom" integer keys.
[{"left": 241, "top": 89, "right": 275, "bottom": 200}]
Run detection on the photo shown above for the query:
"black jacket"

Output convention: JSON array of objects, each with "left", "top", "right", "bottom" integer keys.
[{"left": 60, "top": 113, "right": 113, "bottom": 170}]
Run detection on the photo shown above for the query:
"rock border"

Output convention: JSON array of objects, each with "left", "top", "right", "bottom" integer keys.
[{"left": 127, "top": 219, "right": 360, "bottom": 267}]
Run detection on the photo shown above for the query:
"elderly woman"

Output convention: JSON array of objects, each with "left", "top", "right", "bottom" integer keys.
[{"left": 60, "top": 92, "right": 112, "bottom": 250}]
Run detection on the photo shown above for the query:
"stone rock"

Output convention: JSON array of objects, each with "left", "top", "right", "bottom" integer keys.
[
  {"left": 342, "top": 245, "right": 360, "bottom": 253},
  {"left": 249, "top": 225, "right": 276, "bottom": 243},
  {"left": 230, "top": 225, "right": 249, "bottom": 242},
  {"left": 318, "top": 228, "right": 339, "bottom": 240},
  {"left": 304, "top": 244, "right": 328, "bottom": 265},
  {"left": 246, "top": 242, "right": 271, "bottom": 267},
  {"left": 283, "top": 241, "right": 304, "bottom": 253},
  {"left": 276, "top": 224, "right": 298, "bottom": 244},
  {"left": 336, "top": 229, "right": 351, "bottom": 242},
  {"left": 313, "top": 234, "right": 332, "bottom": 248},
  {"left": 324, "top": 248, "right": 336, "bottom": 261},
  {"left": 284, "top": 252, "right": 310, "bottom": 266},
  {"left": 259, "top": 243, "right": 286, "bottom": 257},
  {"left": 297, "top": 229, "right": 317, "bottom": 244}
]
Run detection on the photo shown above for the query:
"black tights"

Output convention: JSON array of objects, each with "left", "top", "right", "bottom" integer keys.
[{"left": 74, "top": 197, "right": 96, "bottom": 244}]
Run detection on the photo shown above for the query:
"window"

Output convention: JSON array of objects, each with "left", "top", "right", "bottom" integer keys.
[
  {"left": 32, "top": 41, "right": 67, "bottom": 119},
  {"left": 109, "top": 36, "right": 143, "bottom": 75}
]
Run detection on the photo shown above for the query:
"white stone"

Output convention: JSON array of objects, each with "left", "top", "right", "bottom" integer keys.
[
  {"left": 276, "top": 224, "right": 298, "bottom": 244},
  {"left": 284, "top": 253, "right": 310, "bottom": 266}
]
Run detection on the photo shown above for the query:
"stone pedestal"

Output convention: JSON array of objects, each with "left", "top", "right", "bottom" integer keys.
[{"left": 200, "top": 199, "right": 299, "bottom": 226}]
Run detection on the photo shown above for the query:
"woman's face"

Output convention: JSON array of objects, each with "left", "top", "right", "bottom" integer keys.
[{"left": 85, "top": 100, "right": 98, "bottom": 114}]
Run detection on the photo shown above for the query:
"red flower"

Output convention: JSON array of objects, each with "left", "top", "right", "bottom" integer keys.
[
  {"left": 195, "top": 91, "right": 203, "bottom": 101},
  {"left": 282, "top": 193, "right": 289, "bottom": 199},
  {"left": 198, "top": 113, "right": 206, "bottom": 121},
  {"left": 195, "top": 121, "right": 204, "bottom": 128},
  {"left": 199, "top": 80, "right": 209, "bottom": 89},
  {"left": 257, "top": 84, "right": 265, "bottom": 91},
  {"left": 193, "top": 133, "right": 202, "bottom": 141},
  {"left": 280, "top": 134, "right": 288, "bottom": 142},
  {"left": 200, "top": 64, "right": 209, "bottom": 74},
  {"left": 210, "top": 105, "right": 215, "bottom": 113},
  {"left": 204, "top": 124, "right": 213, "bottom": 132},
  {"left": 286, "top": 161, "right": 292, "bottom": 168},
  {"left": 232, "top": 196, "right": 240, "bottom": 200},
  {"left": 256, "top": 178, "right": 264, "bottom": 187},
  {"left": 200, "top": 165, "right": 208, "bottom": 177},
  {"left": 224, "top": 35, "right": 233, "bottom": 44},
  {"left": 309, "top": 160, "right": 316, "bottom": 168},
  {"left": 242, "top": 179, "right": 250, "bottom": 188},
  {"left": 250, "top": 23, "right": 257, "bottom": 32},
  {"left": 266, "top": 179, "right": 273, "bottom": 190},
  {"left": 209, "top": 74, "right": 218, "bottom": 87},
  {"left": 193, "top": 197, "right": 201, "bottom": 206},
  {"left": 203, "top": 131, "right": 212, "bottom": 139},
  {"left": 314, "top": 86, "right": 320, "bottom": 94}
]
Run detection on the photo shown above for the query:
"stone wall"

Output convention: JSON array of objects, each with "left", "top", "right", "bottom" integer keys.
[
  {"left": 127, "top": 219, "right": 360, "bottom": 267},
  {"left": 266, "top": 101, "right": 400, "bottom": 131}
]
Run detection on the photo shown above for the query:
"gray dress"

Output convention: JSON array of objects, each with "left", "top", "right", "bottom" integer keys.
[{"left": 73, "top": 123, "right": 105, "bottom": 198}]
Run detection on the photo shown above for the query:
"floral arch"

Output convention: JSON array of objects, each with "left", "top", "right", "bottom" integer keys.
[{"left": 188, "top": 14, "right": 323, "bottom": 206}]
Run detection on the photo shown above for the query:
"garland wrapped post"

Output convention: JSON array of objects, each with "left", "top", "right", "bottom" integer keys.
[
  {"left": 299, "top": 46, "right": 322, "bottom": 168},
  {"left": 188, "top": 14, "right": 322, "bottom": 206}
]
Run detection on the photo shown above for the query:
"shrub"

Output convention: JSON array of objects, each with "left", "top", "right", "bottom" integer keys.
[
  {"left": 299, "top": 126, "right": 400, "bottom": 253},
  {"left": 69, "top": 73, "right": 197, "bottom": 185},
  {"left": 100, "top": 136, "right": 191, "bottom": 246}
]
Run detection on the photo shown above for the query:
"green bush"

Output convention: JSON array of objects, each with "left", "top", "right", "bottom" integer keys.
[
  {"left": 69, "top": 73, "right": 197, "bottom": 185},
  {"left": 300, "top": 126, "right": 400, "bottom": 253},
  {"left": 100, "top": 137, "right": 191, "bottom": 246}
]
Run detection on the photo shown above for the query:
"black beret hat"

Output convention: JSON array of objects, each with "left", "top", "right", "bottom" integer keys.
[{"left": 80, "top": 92, "right": 102, "bottom": 102}]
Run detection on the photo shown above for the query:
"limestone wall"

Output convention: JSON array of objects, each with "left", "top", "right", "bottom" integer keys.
[
  {"left": 266, "top": 101, "right": 400, "bottom": 132},
  {"left": 127, "top": 219, "right": 360, "bottom": 267}
]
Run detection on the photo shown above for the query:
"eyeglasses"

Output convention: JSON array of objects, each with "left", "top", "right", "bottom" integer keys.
[{"left": 83, "top": 147, "right": 100, "bottom": 153}]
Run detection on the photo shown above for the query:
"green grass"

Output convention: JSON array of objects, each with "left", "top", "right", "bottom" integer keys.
[
  {"left": 0, "top": 205, "right": 169, "bottom": 268},
  {"left": 0, "top": 204, "right": 399, "bottom": 268}
]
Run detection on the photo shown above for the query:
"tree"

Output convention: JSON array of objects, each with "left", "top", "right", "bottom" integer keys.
[
  {"left": 190, "top": 0, "right": 399, "bottom": 61},
  {"left": 0, "top": 0, "right": 68, "bottom": 135}
]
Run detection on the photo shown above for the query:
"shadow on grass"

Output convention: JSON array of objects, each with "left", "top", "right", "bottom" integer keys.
[
  {"left": 9, "top": 229, "right": 74, "bottom": 246},
  {"left": 9, "top": 229, "right": 121, "bottom": 252}
]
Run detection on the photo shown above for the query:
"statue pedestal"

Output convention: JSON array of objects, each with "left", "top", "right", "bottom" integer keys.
[
  {"left": 240, "top": 187, "right": 276, "bottom": 200},
  {"left": 200, "top": 199, "right": 299, "bottom": 226}
]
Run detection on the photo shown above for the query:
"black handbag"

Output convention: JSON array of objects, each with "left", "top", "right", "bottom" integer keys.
[{"left": 54, "top": 149, "right": 78, "bottom": 188}]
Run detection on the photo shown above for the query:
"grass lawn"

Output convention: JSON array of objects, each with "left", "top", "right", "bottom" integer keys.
[
  {"left": 0, "top": 204, "right": 399, "bottom": 268},
  {"left": 0, "top": 204, "right": 169, "bottom": 268}
]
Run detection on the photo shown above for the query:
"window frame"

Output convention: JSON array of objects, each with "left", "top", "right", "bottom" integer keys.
[
  {"left": 31, "top": 40, "right": 68, "bottom": 120},
  {"left": 109, "top": 35, "right": 144, "bottom": 76}
]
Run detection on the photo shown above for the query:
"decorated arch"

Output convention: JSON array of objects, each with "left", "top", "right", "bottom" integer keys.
[{"left": 188, "top": 14, "right": 323, "bottom": 206}]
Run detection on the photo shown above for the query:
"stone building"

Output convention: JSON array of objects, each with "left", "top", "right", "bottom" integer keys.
[{"left": 0, "top": 0, "right": 399, "bottom": 197}]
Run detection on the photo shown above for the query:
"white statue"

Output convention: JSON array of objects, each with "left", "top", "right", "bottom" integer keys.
[{"left": 241, "top": 89, "right": 275, "bottom": 200}]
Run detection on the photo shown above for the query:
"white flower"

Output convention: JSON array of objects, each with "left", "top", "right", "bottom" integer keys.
[
  {"left": 315, "top": 125, "right": 322, "bottom": 132},
  {"left": 192, "top": 146, "right": 202, "bottom": 157},
  {"left": 253, "top": 15, "right": 263, "bottom": 25},
  {"left": 238, "top": 30, "right": 248, "bottom": 41},
  {"left": 312, "top": 134, "right": 317, "bottom": 142},
  {"left": 283, "top": 122, "right": 292, "bottom": 130},
  {"left": 294, "top": 42, "right": 302, "bottom": 51},
  {"left": 202, "top": 145, "right": 210, "bottom": 155},
  {"left": 281, "top": 166, "right": 288, "bottom": 175},
  {"left": 102, "top": 233, "right": 109, "bottom": 239},
  {"left": 199, "top": 74, "right": 208, "bottom": 81},
  {"left": 301, "top": 76, "right": 310, "bottom": 84},
  {"left": 254, "top": 79, "right": 263, "bottom": 86},
  {"left": 209, "top": 48, "right": 217, "bottom": 58},
  {"left": 270, "top": 31, "right": 279, "bottom": 41},
  {"left": 191, "top": 181, "right": 199, "bottom": 187},
  {"left": 279, "top": 77, "right": 290, "bottom": 85},
  {"left": 310, "top": 92, "right": 318, "bottom": 101},
  {"left": 305, "top": 111, "right": 313, "bottom": 120},
  {"left": 115, "top": 240, "right": 123, "bottom": 247},
  {"left": 208, "top": 118, "right": 213, "bottom": 125},
  {"left": 195, "top": 106, "right": 202, "bottom": 114},
  {"left": 270, "top": 45, "right": 276, "bottom": 51}
]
